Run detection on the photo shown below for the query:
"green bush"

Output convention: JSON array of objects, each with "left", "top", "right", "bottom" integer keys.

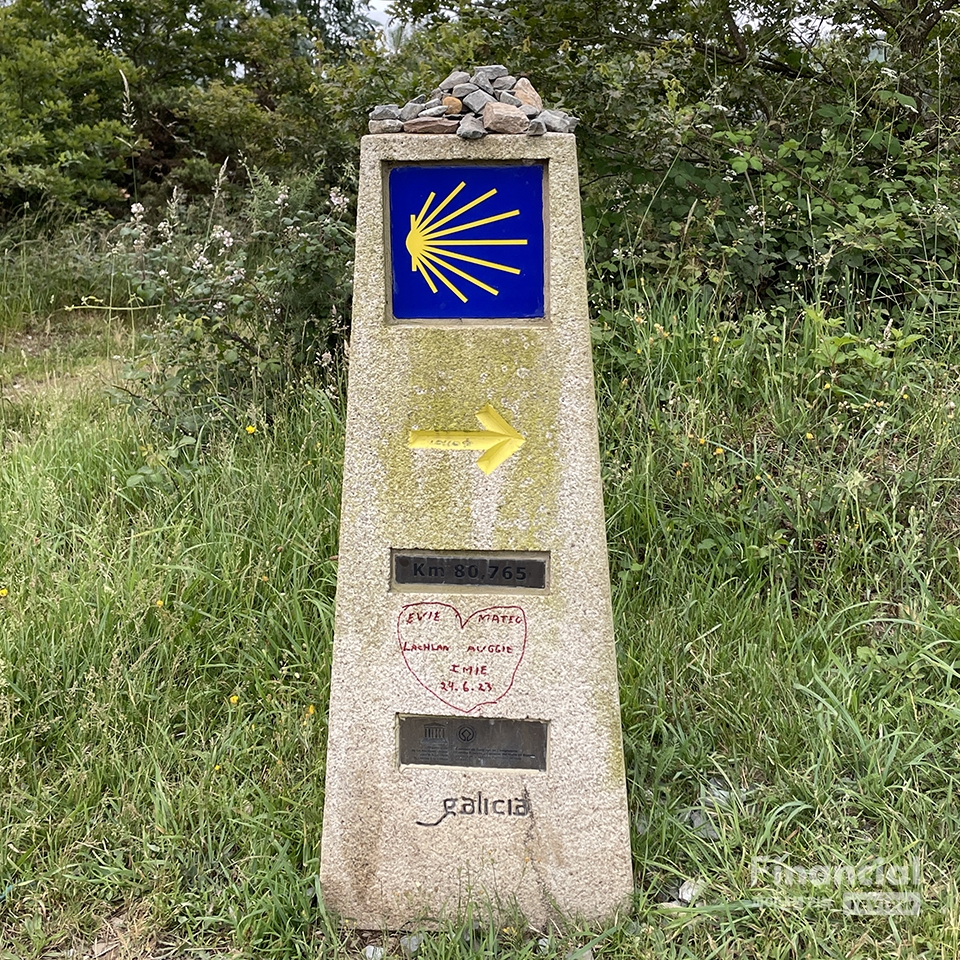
[
  {"left": 108, "top": 169, "right": 352, "bottom": 433},
  {"left": 589, "top": 70, "right": 960, "bottom": 325},
  {"left": 0, "top": 5, "right": 134, "bottom": 215}
]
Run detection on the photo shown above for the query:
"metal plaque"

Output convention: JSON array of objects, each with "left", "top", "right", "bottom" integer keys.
[
  {"left": 393, "top": 551, "right": 548, "bottom": 591},
  {"left": 398, "top": 714, "right": 548, "bottom": 770}
]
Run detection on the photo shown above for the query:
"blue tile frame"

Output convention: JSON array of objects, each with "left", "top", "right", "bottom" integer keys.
[{"left": 388, "top": 164, "right": 545, "bottom": 321}]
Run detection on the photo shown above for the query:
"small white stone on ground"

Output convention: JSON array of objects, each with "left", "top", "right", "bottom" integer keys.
[
  {"left": 399, "top": 934, "right": 423, "bottom": 956},
  {"left": 364, "top": 946, "right": 385, "bottom": 960},
  {"left": 679, "top": 877, "right": 706, "bottom": 904},
  {"left": 680, "top": 805, "right": 721, "bottom": 840}
]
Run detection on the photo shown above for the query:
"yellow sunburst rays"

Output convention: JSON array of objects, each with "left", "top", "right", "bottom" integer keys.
[{"left": 404, "top": 181, "right": 528, "bottom": 303}]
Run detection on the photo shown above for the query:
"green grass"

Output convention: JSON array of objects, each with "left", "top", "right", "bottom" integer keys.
[
  {"left": 0, "top": 219, "right": 132, "bottom": 339},
  {"left": 1, "top": 338, "right": 343, "bottom": 956},
  {"left": 1, "top": 288, "right": 959, "bottom": 958}
]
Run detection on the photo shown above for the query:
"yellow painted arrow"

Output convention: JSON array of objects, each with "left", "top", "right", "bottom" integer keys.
[{"left": 408, "top": 403, "right": 525, "bottom": 475}]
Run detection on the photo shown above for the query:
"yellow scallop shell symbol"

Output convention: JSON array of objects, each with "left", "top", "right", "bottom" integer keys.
[{"left": 405, "top": 181, "right": 529, "bottom": 303}]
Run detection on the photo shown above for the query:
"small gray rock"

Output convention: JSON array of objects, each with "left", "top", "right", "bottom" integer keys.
[
  {"left": 457, "top": 114, "right": 486, "bottom": 139},
  {"left": 526, "top": 117, "right": 546, "bottom": 136},
  {"left": 368, "top": 119, "right": 403, "bottom": 134},
  {"left": 473, "top": 64, "right": 509, "bottom": 81},
  {"left": 679, "top": 878, "right": 706, "bottom": 905},
  {"left": 452, "top": 82, "right": 478, "bottom": 99},
  {"left": 430, "top": 87, "right": 444, "bottom": 100},
  {"left": 400, "top": 100, "right": 425, "bottom": 121},
  {"left": 420, "top": 98, "right": 442, "bottom": 110},
  {"left": 470, "top": 74, "right": 495, "bottom": 95},
  {"left": 462, "top": 89, "right": 496, "bottom": 113},
  {"left": 439, "top": 70, "right": 470, "bottom": 91},
  {"left": 681, "top": 806, "right": 721, "bottom": 841},
  {"left": 493, "top": 75, "right": 517, "bottom": 91},
  {"left": 498, "top": 91, "right": 522, "bottom": 106},
  {"left": 363, "top": 947, "right": 385, "bottom": 960},
  {"left": 419, "top": 105, "right": 449, "bottom": 117},
  {"left": 369, "top": 104, "right": 400, "bottom": 120},
  {"left": 399, "top": 934, "right": 423, "bottom": 957},
  {"left": 537, "top": 937, "right": 551, "bottom": 955},
  {"left": 538, "top": 108, "right": 566, "bottom": 131},
  {"left": 539, "top": 108, "right": 579, "bottom": 133},
  {"left": 520, "top": 103, "right": 541, "bottom": 118},
  {"left": 704, "top": 776, "right": 735, "bottom": 806}
]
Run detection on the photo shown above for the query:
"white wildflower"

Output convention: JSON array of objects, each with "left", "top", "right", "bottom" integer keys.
[{"left": 212, "top": 225, "right": 234, "bottom": 249}]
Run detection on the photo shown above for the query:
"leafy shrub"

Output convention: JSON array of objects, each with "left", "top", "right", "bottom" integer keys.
[
  {"left": 614, "top": 84, "right": 960, "bottom": 323},
  {"left": 109, "top": 168, "right": 352, "bottom": 433},
  {"left": 0, "top": 4, "right": 134, "bottom": 216}
]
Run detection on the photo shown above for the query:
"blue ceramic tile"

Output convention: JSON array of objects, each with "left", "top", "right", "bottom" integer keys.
[{"left": 389, "top": 164, "right": 545, "bottom": 320}]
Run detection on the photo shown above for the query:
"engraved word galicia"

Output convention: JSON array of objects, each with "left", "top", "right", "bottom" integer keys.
[{"left": 416, "top": 791, "right": 532, "bottom": 827}]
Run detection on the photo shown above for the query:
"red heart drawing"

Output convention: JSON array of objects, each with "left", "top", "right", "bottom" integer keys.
[{"left": 397, "top": 602, "right": 528, "bottom": 713}]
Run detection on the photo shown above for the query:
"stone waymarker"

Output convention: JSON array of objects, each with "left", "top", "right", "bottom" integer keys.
[{"left": 319, "top": 133, "right": 633, "bottom": 927}]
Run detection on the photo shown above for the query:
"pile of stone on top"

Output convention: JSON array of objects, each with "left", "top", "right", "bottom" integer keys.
[{"left": 368, "top": 65, "right": 578, "bottom": 139}]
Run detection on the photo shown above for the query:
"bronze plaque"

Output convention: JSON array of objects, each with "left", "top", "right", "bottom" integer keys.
[{"left": 398, "top": 714, "right": 548, "bottom": 770}]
